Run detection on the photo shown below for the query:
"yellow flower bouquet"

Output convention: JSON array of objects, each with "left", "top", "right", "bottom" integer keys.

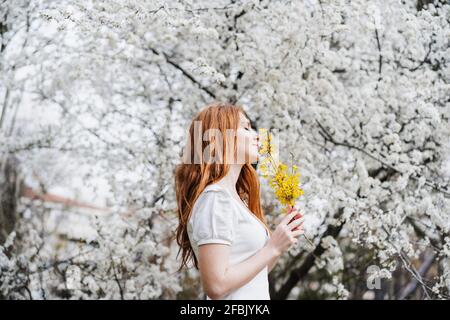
[{"left": 258, "top": 128, "right": 314, "bottom": 246}]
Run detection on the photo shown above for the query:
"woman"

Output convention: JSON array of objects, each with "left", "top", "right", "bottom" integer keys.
[{"left": 174, "top": 102, "right": 304, "bottom": 300}]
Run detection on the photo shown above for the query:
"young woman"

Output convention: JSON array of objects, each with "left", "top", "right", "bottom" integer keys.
[{"left": 174, "top": 102, "right": 304, "bottom": 300}]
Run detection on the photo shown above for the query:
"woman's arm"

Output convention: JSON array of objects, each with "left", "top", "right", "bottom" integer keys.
[
  {"left": 198, "top": 242, "right": 281, "bottom": 299},
  {"left": 267, "top": 254, "right": 281, "bottom": 274},
  {"left": 198, "top": 211, "right": 303, "bottom": 299}
]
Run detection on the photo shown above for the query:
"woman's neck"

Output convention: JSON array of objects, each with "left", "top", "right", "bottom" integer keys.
[{"left": 216, "top": 164, "right": 243, "bottom": 197}]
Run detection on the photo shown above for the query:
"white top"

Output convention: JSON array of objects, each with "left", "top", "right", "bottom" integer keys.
[{"left": 187, "top": 183, "right": 270, "bottom": 300}]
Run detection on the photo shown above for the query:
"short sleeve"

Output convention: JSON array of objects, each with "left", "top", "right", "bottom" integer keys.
[{"left": 190, "top": 187, "right": 237, "bottom": 246}]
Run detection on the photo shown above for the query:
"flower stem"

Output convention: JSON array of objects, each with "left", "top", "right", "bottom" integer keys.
[{"left": 302, "top": 234, "right": 315, "bottom": 248}]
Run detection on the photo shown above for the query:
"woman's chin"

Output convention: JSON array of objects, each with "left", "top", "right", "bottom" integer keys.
[{"left": 249, "top": 154, "right": 259, "bottom": 164}]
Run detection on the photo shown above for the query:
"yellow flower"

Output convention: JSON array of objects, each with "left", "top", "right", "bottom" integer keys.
[
  {"left": 258, "top": 128, "right": 271, "bottom": 155},
  {"left": 258, "top": 129, "right": 314, "bottom": 248}
]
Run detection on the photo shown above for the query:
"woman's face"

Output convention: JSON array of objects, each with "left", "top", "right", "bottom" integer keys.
[{"left": 235, "top": 112, "right": 259, "bottom": 164}]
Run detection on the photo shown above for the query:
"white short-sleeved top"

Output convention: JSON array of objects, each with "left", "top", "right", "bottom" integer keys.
[{"left": 187, "top": 183, "right": 270, "bottom": 300}]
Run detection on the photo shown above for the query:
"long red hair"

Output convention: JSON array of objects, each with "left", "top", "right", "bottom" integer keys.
[{"left": 174, "top": 102, "right": 271, "bottom": 271}]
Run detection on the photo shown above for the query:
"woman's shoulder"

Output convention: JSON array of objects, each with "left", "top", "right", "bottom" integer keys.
[
  {"left": 188, "top": 184, "right": 239, "bottom": 246},
  {"left": 191, "top": 184, "right": 236, "bottom": 218},
  {"left": 198, "top": 183, "right": 231, "bottom": 200}
]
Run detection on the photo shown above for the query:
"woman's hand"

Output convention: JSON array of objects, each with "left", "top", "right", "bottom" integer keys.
[
  {"left": 287, "top": 205, "right": 303, "bottom": 231},
  {"left": 266, "top": 210, "right": 304, "bottom": 256}
]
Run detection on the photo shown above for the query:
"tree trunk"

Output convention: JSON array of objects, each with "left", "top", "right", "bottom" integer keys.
[{"left": 0, "top": 156, "right": 21, "bottom": 245}]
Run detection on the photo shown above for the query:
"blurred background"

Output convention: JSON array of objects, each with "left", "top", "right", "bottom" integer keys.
[{"left": 1, "top": 0, "right": 449, "bottom": 299}]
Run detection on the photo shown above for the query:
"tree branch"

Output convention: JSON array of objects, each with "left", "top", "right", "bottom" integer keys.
[
  {"left": 398, "top": 250, "right": 435, "bottom": 299},
  {"left": 315, "top": 120, "right": 450, "bottom": 197},
  {"left": 148, "top": 47, "right": 217, "bottom": 99}
]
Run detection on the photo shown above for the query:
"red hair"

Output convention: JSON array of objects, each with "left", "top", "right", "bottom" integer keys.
[{"left": 174, "top": 102, "right": 271, "bottom": 271}]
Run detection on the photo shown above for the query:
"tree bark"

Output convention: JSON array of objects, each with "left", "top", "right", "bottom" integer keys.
[{"left": 0, "top": 156, "right": 21, "bottom": 245}]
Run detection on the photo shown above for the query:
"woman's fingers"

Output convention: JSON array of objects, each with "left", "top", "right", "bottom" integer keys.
[
  {"left": 291, "top": 227, "right": 305, "bottom": 237},
  {"left": 288, "top": 216, "right": 304, "bottom": 228},
  {"left": 283, "top": 206, "right": 302, "bottom": 223},
  {"left": 291, "top": 220, "right": 305, "bottom": 232}
]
